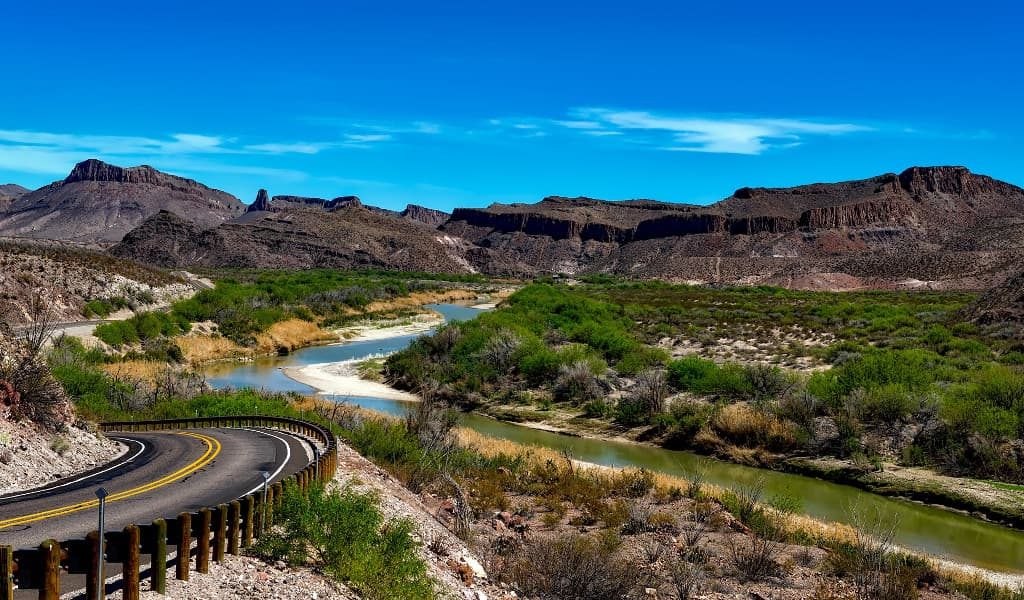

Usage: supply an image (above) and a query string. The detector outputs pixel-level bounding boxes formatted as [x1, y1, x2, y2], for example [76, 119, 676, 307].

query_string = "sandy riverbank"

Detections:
[334, 312, 444, 342]
[283, 358, 418, 402]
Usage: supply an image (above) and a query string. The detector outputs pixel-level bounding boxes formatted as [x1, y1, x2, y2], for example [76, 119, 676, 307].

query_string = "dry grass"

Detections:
[102, 360, 168, 383]
[176, 335, 248, 363]
[254, 319, 337, 354]
[363, 288, 485, 313]
[711, 403, 801, 452]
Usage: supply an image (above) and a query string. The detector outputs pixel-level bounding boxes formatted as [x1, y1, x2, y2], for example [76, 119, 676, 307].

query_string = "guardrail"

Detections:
[0, 415, 338, 600]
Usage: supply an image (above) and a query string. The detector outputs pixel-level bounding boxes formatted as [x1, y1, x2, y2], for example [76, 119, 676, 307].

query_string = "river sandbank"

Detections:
[283, 359, 418, 402]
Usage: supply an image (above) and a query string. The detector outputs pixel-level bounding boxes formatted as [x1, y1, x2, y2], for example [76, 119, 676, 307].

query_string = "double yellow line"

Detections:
[0, 432, 221, 531]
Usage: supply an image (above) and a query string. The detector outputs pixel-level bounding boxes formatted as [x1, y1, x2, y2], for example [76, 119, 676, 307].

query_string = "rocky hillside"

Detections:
[443, 166, 1024, 288]
[0, 238, 192, 324]
[110, 204, 476, 273]
[965, 269, 1024, 324]
[0, 159, 245, 242]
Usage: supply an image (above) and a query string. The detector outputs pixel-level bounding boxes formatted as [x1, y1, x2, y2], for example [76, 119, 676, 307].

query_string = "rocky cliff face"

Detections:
[444, 166, 1024, 287]
[798, 197, 914, 229]
[0, 159, 244, 243]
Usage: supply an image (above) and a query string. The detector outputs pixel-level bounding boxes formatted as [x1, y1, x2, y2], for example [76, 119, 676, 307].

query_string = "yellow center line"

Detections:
[0, 432, 221, 530]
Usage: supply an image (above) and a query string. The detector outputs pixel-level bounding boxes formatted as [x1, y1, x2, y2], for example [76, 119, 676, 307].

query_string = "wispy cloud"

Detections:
[345, 133, 393, 143]
[564, 108, 872, 154]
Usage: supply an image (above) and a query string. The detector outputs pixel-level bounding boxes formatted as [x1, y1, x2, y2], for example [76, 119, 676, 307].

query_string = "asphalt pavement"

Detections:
[0, 427, 311, 550]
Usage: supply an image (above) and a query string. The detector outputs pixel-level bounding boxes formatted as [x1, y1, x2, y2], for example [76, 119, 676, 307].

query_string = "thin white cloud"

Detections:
[555, 120, 603, 130]
[345, 133, 393, 143]
[568, 108, 872, 155]
[243, 142, 332, 154]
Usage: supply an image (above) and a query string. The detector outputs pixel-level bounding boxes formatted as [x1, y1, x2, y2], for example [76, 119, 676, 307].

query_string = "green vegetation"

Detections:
[94, 311, 191, 347]
[387, 281, 1024, 484]
[98, 269, 494, 348]
[254, 482, 434, 600]
[82, 297, 130, 318]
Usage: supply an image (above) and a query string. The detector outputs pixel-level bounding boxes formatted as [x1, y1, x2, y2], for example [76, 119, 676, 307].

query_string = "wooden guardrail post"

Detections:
[242, 495, 254, 547]
[123, 525, 140, 600]
[196, 509, 211, 574]
[227, 501, 240, 555]
[213, 505, 227, 563]
[40, 539, 60, 600]
[86, 531, 103, 600]
[1, 545, 13, 600]
[176, 512, 191, 581]
[253, 493, 264, 538]
[267, 483, 277, 527]
[151, 519, 167, 594]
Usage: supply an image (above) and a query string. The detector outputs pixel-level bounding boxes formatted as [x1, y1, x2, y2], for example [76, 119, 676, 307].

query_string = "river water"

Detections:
[203, 304, 1024, 573]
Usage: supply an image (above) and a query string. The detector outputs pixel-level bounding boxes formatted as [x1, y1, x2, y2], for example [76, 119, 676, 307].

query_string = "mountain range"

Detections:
[2, 159, 1023, 290]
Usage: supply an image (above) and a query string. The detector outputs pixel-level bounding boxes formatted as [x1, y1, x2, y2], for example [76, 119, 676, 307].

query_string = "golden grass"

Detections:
[102, 360, 169, 383]
[176, 335, 248, 364]
[254, 319, 337, 354]
[364, 288, 482, 313]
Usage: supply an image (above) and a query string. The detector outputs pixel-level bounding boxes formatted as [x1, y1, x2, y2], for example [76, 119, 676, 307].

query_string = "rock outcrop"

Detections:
[400, 204, 450, 228]
[0, 159, 245, 243]
[245, 191, 363, 213]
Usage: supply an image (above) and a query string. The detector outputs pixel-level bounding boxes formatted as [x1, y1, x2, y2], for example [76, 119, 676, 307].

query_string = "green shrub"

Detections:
[254, 482, 434, 600]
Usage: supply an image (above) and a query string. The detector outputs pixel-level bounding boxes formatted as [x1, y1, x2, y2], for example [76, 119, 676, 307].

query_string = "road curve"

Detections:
[0, 427, 311, 550]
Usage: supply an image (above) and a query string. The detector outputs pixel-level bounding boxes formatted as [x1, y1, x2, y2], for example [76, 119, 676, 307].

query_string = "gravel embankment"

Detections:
[0, 420, 123, 494]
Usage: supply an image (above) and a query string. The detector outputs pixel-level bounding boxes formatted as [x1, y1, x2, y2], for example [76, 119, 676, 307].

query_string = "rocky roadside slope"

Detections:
[0, 238, 194, 324]
[130, 440, 507, 600]
[0, 418, 122, 494]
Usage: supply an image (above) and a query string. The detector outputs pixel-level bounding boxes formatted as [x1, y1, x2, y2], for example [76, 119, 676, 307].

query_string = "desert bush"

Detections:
[554, 360, 603, 404]
[742, 363, 791, 404]
[711, 404, 800, 451]
[253, 482, 434, 600]
[502, 534, 641, 600]
[667, 557, 705, 599]
[478, 328, 522, 372]
[631, 369, 669, 416]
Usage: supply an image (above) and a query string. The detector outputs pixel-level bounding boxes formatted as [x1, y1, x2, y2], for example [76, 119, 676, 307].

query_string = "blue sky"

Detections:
[1, 1, 1021, 210]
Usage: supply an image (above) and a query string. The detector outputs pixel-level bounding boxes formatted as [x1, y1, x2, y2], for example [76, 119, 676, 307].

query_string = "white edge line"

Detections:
[238, 428, 292, 496]
[0, 437, 147, 501]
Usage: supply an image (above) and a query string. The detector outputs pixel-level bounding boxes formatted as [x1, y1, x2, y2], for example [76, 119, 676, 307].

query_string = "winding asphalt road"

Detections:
[0, 427, 312, 551]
